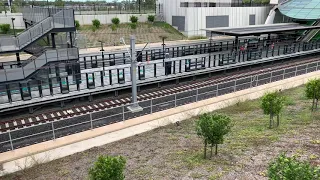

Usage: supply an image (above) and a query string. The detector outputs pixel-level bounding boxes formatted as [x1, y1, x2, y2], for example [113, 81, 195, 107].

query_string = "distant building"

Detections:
[156, 0, 272, 37]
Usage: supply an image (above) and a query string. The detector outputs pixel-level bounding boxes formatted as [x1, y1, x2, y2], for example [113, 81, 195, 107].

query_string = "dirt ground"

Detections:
[77, 22, 187, 48]
[2, 85, 320, 180]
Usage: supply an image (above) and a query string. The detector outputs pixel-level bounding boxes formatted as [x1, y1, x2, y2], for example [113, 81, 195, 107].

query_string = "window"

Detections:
[209, 3, 216, 7]
[203, 2, 208, 7]
[180, 2, 189, 7]
[194, 2, 201, 7]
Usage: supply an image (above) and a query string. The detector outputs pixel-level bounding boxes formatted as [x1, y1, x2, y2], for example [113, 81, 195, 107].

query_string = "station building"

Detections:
[156, 0, 272, 37]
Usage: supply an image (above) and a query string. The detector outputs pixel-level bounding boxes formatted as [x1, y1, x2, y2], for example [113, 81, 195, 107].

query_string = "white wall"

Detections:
[185, 7, 271, 36]
[158, 0, 270, 37]
[75, 14, 154, 25]
[0, 12, 25, 29]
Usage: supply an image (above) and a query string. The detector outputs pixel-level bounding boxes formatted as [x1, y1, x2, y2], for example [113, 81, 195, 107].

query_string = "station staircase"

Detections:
[299, 21, 320, 42]
[0, 7, 78, 83]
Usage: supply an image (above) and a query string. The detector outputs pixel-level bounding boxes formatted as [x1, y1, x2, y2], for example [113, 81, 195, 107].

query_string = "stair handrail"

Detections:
[0, 48, 79, 83]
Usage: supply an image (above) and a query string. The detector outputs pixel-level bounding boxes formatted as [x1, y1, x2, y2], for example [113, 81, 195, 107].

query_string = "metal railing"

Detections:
[0, 8, 75, 53]
[0, 48, 79, 82]
[0, 60, 318, 153]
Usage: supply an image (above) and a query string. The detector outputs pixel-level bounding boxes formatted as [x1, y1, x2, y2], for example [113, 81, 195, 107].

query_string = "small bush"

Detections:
[147, 15, 155, 23]
[130, 23, 137, 30]
[91, 26, 97, 32]
[89, 155, 126, 180]
[75, 20, 80, 30]
[92, 19, 101, 29]
[268, 153, 320, 180]
[130, 16, 138, 23]
[111, 24, 117, 31]
[111, 17, 120, 26]
[0, 24, 10, 34]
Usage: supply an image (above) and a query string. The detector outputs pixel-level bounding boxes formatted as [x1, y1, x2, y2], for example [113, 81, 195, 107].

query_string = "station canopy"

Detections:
[279, 0, 320, 20]
[202, 23, 320, 37]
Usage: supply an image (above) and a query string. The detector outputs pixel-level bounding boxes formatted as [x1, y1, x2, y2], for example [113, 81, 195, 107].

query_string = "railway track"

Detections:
[0, 56, 319, 133]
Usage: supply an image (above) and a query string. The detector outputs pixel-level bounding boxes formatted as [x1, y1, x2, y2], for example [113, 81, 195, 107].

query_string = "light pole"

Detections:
[11, 17, 20, 65]
[11, 17, 16, 36]
[159, 35, 167, 66]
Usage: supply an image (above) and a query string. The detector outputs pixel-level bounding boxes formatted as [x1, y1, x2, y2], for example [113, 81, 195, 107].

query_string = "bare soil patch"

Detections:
[2, 86, 320, 180]
[77, 22, 186, 48]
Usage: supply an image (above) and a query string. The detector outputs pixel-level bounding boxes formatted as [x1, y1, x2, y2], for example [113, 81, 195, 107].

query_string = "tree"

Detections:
[111, 17, 120, 26]
[0, 24, 10, 34]
[261, 91, 286, 128]
[92, 19, 101, 29]
[268, 153, 320, 180]
[148, 15, 155, 23]
[130, 16, 138, 23]
[305, 78, 320, 111]
[89, 155, 126, 180]
[75, 20, 80, 30]
[55, 0, 65, 7]
[196, 113, 232, 159]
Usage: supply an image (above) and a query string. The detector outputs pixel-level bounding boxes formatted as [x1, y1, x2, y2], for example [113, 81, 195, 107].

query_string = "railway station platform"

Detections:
[0, 39, 320, 112]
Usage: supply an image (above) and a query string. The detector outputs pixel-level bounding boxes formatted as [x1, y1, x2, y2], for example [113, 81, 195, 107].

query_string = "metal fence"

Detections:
[0, 60, 319, 153]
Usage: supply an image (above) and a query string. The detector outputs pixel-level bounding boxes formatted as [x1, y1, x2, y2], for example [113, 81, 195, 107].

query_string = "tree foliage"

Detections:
[130, 23, 137, 29]
[196, 113, 232, 159]
[268, 153, 320, 180]
[305, 78, 320, 111]
[0, 24, 10, 34]
[92, 19, 101, 29]
[55, 0, 65, 7]
[111, 17, 120, 26]
[148, 15, 155, 23]
[261, 91, 286, 128]
[130, 16, 138, 23]
[75, 20, 80, 30]
[89, 155, 126, 180]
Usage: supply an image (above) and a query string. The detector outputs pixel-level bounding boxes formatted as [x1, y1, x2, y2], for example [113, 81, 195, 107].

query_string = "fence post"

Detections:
[90, 113, 93, 129]
[196, 89, 198, 102]
[150, 99, 153, 113]
[174, 94, 177, 107]
[51, 122, 55, 140]
[233, 81, 236, 92]
[8, 131, 14, 151]
[122, 106, 125, 121]
[295, 66, 298, 77]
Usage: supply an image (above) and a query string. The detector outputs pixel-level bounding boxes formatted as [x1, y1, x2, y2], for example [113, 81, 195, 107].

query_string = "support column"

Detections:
[69, 32, 73, 47]
[16, 52, 20, 65]
[51, 33, 56, 48]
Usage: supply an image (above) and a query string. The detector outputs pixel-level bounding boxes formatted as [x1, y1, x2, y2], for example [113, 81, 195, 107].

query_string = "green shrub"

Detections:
[111, 17, 120, 26]
[89, 155, 126, 180]
[75, 20, 80, 30]
[130, 16, 138, 23]
[268, 153, 320, 180]
[111, 24, 117, 31]
[147, 15, 155, 23]
[92, 19, 101, 29]
[0, 24, 10, 34]
[130, 23, 137, 29]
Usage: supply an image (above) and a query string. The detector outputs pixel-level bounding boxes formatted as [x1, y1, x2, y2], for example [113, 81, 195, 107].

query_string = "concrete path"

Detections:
[0, 69, 319, 176]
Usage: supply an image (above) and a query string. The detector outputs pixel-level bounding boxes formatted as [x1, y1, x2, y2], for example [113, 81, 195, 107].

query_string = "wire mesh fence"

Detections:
[0, 60, 319, 153]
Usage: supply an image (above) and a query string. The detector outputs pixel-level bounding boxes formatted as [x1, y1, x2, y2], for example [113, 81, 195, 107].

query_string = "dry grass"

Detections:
[2, 85, 320, 180]
[77, 22, 186, 48]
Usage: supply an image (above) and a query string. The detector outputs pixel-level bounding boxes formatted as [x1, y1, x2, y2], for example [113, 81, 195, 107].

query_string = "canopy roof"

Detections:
[279, 0, 320, 20]
[202, 23, 320, 37]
